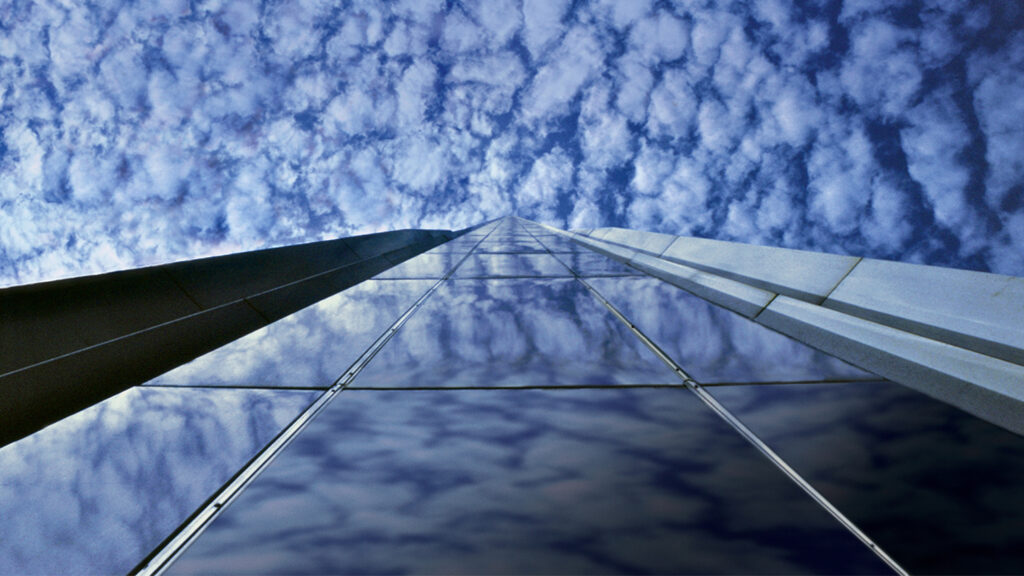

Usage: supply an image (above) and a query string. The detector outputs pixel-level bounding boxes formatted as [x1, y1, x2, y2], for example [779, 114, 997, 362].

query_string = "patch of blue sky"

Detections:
[0, 0, 1022, 290]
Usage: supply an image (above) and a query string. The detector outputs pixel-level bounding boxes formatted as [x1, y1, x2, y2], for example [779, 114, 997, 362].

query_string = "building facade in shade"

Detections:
[2, 216, 1024, 575]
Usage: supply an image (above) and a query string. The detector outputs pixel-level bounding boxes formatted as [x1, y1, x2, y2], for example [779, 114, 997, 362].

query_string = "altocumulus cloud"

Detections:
[1, 0, 1023, 287]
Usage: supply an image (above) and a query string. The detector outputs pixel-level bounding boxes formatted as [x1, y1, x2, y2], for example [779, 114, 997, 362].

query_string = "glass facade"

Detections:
[3, 216, 1023, 574]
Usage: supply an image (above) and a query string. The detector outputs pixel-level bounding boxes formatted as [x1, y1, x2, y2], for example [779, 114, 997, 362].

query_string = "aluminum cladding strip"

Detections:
[565, 228, 1024, 437]
[572, 227, 1024, 369]
[570, 272, 907, 576]
[758, 296, 1024, 437]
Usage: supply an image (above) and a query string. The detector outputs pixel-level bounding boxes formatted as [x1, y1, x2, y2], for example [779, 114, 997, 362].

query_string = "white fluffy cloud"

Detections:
[518, 147, 574, 222]
[969, 34, 1024, 212]
[840, 19, 922, 117]
[522, 26, 604, 122]
[0, 0, 1021, 288]
[902, 90, 986, 256]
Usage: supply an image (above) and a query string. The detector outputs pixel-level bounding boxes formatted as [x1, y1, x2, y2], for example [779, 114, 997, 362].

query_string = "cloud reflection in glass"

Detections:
[710, 380, 1024, 574]
[586, 276, 872, 384]
[146, 280, 434, 388]
[168, 388, 888, 575]
[372, 253, 466, 278]
[0, 387, 316, 576]
[352, 278, 677, 387]
[455, 253, 573, 277]
[551, 251, 644, 276]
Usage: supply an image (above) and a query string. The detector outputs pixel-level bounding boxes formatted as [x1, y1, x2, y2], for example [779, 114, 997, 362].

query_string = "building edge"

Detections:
[542, 223, 1024, 436]
[0, 226, 467, 448]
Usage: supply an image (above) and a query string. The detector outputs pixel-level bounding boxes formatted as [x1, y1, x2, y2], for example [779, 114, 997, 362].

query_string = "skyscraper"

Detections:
[2, 216, 1023, 575]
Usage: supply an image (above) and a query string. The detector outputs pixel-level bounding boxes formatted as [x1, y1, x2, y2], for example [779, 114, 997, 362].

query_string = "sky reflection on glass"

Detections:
[372, 253, 465, 278]
[552, 251, 643, 276]
[146, 280, 434, 388]
[533, 236, 594, 253]
[424, 241, 475, 254]
[168, 388, 888, 575]
[0, 386, 316, 576]
[586, 276, 871, 383]
[353, 279, 676, 387]
[474, 239, 549, 253]
[710, 380, 1024, 575]
[454, 253, 573, 277]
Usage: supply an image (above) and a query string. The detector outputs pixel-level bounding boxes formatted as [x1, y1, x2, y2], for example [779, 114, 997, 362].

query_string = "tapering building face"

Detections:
[3, 217, 1024, 575]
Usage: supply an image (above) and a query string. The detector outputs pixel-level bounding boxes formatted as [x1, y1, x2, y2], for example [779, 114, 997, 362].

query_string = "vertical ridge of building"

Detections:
[0, 227, 464, 447]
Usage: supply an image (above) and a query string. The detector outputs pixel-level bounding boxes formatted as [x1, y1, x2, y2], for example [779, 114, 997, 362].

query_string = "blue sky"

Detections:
[0, 0, 1022, 287]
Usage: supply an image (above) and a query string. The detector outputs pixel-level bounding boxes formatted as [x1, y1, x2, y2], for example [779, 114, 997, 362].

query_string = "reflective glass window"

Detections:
[709, 380, 1024, 574]
[455, 254, 572, 277]
[147, 280, 434, 388]
[534, 236, 593, 253]
[351, 279, 677, 387]
[167, 388, 888, 575]
[372, 253, 465, 278]
[586, 276, 872, 383]
[0, 387, 317, 576]
[474, 239, 549, 253]
[552, 252, 642, 276]
[426, 239, 478, 253]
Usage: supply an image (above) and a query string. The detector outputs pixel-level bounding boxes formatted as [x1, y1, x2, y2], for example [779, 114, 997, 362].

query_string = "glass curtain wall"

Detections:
[5, 217, 1024, 575]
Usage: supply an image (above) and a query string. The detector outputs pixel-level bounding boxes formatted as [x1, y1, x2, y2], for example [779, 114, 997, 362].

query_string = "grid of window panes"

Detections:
[4, 217, 1024, 575]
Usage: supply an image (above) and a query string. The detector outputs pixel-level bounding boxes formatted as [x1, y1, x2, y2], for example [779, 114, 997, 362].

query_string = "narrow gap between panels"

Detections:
[452, 273, 637, 280]
[752, 292, 779, 320]
[136, 231, 495, 576]
[819, 257, 864, 304]
[570, 272, 909, 576]
[159, 267, 205, 312]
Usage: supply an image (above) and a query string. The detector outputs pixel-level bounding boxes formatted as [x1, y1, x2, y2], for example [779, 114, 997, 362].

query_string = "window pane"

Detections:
[475, 241, 549, 253]
[425, 240, 477, 253]
[710, 380, 1024, 574]
[167, 388, 889, 575]
[552, 252, 643, 276]
[352, 279, 678, 387]
[534, 236, 595, 253]
[147, 280, 434, 388]
[372, 253, 465, 279]
[455, 254, 572, 277]
[586, 276, 872, 383]
[0, 387, 317, 576]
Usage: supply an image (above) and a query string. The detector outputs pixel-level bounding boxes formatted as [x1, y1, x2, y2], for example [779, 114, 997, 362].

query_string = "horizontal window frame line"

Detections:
[698, 377, 882, 387]
[343, 384, 686, 391]
[142, 384, 330, 391]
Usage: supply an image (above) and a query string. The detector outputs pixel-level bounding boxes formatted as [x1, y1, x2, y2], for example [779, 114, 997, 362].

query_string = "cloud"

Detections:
[840, 19, 922, 117]
[645, 69, 698, 141]
[806, 121, 876, 235]
[1, 0, 1022, 289]
[522, 0, 572, 61]
[467, 0, 522, 49]
[628, 155, 713, 235]
[521, 26, 604, 122]
[628, 10, 689, 63]
[579, 82, 632, 170]
[969, 33, 1024, 211]
[518, 147, 574, 222]
[902, 88, 987, 256]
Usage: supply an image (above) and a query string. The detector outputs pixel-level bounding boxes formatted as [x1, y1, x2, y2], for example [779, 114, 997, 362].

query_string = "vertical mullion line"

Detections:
[523, 222, 907, 576]
[137, 228, 496, 576]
